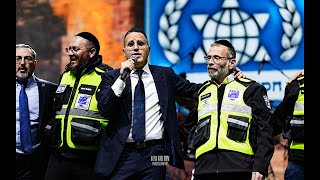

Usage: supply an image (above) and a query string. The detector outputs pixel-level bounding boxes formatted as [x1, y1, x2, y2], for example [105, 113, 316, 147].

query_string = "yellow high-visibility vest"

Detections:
[195, 79, 254, 158]
[54, 67, 108, 150]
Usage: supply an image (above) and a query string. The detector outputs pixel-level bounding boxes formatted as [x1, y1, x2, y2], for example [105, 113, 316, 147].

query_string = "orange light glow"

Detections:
[51, 0, 126, 69]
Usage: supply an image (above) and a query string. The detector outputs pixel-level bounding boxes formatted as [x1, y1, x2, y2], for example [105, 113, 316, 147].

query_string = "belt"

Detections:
[16, 149, 40, 160]
[125, 139, 164, 149]
[16, 151, 40, 162]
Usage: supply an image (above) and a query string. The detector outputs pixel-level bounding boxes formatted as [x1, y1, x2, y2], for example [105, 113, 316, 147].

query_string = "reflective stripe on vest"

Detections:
[290, 118, 304, 127]
[294, 102, 304, 112]
[56, 108, 105, 119]
[290, 76, 304, 150]
[195, 80, 254, 158]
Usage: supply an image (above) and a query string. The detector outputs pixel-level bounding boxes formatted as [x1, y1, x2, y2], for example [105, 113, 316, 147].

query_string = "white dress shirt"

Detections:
[16, 75, 40, 154]
[112, 64, 164, 142]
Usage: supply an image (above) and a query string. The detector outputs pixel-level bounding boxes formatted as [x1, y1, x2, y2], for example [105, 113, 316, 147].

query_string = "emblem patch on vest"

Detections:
[226, 89, 241, 102]
[56, 85, 67, 93]
[201, 93, 211, 106]
[74, 93, 92, 110]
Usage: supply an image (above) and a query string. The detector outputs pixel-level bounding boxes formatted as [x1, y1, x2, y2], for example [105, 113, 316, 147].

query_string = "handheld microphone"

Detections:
[120, 55, 138, 80]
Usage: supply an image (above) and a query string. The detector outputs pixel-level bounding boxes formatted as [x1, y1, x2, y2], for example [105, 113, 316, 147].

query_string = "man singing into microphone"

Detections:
[94, 28, 246, 179]
[93, 27, 202, 180]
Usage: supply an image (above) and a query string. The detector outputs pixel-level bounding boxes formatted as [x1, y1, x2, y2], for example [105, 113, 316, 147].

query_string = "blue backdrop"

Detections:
[145, 0, 304, 102]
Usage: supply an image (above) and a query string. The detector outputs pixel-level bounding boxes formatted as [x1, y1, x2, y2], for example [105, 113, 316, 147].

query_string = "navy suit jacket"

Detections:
[35, 77, 57, 173]
[94, 65, 200, 176]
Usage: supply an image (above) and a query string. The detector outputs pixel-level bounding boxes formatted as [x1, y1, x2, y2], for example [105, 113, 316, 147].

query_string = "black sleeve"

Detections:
[179, 90, 199, 160]
[96, 71, 119, 117]
[273, 81, 299, 136]
[179, 91, 199, 141]
[244, 82, 274, 176]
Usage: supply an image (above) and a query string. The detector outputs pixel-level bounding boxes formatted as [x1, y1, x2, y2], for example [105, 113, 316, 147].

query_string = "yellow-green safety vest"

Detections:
[290, 75, 304, 150]
[55, 67, 108, 150]
[196, 79, 254, 158]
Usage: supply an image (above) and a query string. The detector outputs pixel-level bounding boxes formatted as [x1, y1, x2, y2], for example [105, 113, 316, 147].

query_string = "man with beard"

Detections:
[16, 43, 57, 179]
[184, 40, 274, 180]
[44, 32, 112, 180]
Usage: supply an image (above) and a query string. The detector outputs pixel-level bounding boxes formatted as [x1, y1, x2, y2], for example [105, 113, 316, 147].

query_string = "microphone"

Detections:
[258, 59, 267, 75]
[120, 55, 138, 80]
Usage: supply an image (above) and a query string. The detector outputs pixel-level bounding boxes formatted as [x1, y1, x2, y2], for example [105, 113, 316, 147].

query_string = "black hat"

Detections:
[76, 32, 100, 53]
[215, 39, 234, 50]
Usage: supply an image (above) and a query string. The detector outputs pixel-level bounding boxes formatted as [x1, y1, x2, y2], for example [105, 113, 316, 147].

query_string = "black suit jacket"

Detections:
[34, 77, 57, 173]
[94, 65, 200, 176]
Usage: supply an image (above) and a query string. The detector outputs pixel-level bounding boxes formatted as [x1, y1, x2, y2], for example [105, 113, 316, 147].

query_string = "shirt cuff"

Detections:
[111, 77, 126, 97]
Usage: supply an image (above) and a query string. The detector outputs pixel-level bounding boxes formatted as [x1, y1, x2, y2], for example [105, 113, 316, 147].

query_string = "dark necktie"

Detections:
[132, 69, 146, 144]
[19, 83, 32, 152]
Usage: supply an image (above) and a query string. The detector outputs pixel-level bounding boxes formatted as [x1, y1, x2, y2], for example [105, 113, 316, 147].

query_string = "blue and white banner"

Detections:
[145, 0, 304, 102]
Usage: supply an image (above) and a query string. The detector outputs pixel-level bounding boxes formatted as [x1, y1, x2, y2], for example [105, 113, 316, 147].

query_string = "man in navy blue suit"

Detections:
[94, 28, 243, 179]
[94, 27, 201, 180]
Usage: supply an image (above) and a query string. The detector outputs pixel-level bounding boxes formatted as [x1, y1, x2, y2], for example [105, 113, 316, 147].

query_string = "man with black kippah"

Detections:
[183, 39, 274, 180]
[44, 32, 113, 180]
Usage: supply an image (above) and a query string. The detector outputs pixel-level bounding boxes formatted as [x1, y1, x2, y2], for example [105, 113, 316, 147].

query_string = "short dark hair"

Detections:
[211, 39, 236, 59]
[76, 32, 100, 54]
[124, 27, 148, 45]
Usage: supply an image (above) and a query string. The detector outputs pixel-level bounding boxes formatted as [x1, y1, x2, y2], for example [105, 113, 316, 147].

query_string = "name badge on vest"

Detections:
[74, 84, 96, 110]
[74, 93, 92, 110]
[226, 89, 241, 102]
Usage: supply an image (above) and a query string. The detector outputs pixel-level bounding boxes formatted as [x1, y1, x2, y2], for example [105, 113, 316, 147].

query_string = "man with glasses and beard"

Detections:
[44, 32, 112, 180]
[16, 43, 58, 180]
[184, 40, 274, 180]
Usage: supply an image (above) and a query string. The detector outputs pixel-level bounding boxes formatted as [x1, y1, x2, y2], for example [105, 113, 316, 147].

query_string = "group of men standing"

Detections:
[16, 27, 304, 180]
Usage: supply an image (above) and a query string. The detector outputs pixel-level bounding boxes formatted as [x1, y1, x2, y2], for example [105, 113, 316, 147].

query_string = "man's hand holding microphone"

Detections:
[120, 55, 138, 81]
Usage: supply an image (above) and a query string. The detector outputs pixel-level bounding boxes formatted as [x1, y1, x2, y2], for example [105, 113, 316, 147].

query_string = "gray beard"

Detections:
[16, 72, 29, 82]
[209, 64, 229, 81]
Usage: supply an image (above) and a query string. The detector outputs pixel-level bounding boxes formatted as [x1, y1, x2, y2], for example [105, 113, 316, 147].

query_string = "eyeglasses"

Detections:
[125, 41, 148, 51]
[16, 56, 34, 64]
[204, 55, 234, 62]
[65, 46, 93, 55]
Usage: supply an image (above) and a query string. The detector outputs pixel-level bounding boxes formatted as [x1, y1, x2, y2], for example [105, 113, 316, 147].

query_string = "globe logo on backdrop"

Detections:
[192, 0, 270, 66]
[147, 0, 303, 101]
[156, 0, 302, 67]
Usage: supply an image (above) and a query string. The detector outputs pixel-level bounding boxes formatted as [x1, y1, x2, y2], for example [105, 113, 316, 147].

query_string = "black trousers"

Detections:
[44, 152, 103, 180]
[16, 151, 43, 180]
[107, 140, 167, 180]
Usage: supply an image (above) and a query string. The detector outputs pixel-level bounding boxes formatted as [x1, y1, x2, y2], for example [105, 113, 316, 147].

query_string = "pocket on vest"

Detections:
[70, 118, 102, 146]
[227, 115, 249, 142]
[193, 116, 211, 148]
[290, 116, 304, 142]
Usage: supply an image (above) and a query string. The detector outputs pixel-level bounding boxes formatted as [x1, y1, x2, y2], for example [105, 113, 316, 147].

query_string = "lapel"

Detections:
[36, 78, 46, 122]
[150, 65, 168, 120]
[121, 72, 132, 122]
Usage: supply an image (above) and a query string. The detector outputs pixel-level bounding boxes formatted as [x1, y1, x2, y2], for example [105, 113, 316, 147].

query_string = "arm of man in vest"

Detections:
[245, 81, 274, 178]
[273, 81, 299, 137]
